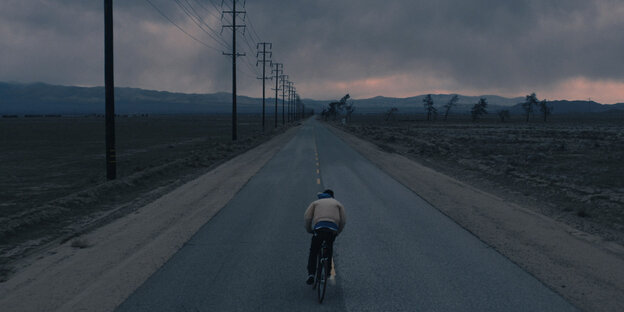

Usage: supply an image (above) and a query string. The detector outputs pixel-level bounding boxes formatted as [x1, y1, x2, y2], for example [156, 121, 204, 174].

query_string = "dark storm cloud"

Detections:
[0, 0, 230, 91]
[249, 0, 624, 92]
[1, 0, 624, 101]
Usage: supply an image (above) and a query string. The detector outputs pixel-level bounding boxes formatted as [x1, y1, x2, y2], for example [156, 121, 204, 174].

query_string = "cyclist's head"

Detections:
[317, 189, 334, 199]
[323, 189, 334, 198]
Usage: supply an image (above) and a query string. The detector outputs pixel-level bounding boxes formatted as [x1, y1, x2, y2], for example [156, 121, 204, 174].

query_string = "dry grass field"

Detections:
[335, 114, 624, 244]
[0, 114, 290, 280]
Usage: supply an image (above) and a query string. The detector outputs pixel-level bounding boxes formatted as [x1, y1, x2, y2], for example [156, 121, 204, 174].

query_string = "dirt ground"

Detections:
[334, 114, 624, 245]
[0, 115, 293, 281]
[1, 117, 621, 311]
[0, 125, 299, 312]
[326, 118, 624, 312]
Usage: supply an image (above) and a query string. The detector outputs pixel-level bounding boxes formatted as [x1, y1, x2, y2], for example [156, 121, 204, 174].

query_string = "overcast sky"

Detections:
[1, 0, 624, 103]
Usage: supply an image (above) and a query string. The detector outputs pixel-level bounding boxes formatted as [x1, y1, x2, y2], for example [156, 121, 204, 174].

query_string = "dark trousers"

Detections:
[307, 228, 337, 275]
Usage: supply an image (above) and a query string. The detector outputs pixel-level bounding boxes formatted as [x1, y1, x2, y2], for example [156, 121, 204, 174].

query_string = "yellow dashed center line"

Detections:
[314, 135, 322, 186]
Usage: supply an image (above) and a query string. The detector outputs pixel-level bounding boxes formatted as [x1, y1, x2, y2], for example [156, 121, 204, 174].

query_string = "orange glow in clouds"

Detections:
[328, 74, 457, 99]
[322, 74, 624, 104]
[544, 77, 624, 104]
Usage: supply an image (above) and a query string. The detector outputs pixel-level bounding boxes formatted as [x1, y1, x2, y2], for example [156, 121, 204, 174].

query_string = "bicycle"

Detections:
[313, 239, 331, 303]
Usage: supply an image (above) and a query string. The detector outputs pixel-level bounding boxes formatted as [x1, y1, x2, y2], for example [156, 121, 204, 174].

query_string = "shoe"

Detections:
[306, 274, 314, 285]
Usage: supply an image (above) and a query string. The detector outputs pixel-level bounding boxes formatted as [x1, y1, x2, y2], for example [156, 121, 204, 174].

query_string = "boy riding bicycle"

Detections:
[304, 189, 346, 285]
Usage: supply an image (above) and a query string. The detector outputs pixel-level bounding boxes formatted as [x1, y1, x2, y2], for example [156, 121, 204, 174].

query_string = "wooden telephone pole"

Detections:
[271, 63, 283, 128]
[256, 42, 272, 131]
[222, 0, 246, 140]
[104, 0, 116, 180]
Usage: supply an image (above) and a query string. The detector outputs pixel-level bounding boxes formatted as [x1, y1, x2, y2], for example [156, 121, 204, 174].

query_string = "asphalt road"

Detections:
[116, 119, 576, 311]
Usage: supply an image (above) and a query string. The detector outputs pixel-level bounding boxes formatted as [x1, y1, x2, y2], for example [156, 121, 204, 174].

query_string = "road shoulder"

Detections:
[326, 123, 624, 312]
[0, 125, 300, 312]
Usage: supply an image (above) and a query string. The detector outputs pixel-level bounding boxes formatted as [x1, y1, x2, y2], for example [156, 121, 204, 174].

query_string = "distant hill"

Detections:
[1, 82, 622, 115]
[0, 82, 271, 115]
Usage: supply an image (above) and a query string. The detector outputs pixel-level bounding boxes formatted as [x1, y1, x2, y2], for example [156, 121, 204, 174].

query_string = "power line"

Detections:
[242, 31, 259, 52]
[206, 0, 231, 24]
[219, 0, 233, 11]
[238, 33, 262, 77]
[144, 0, 222, 52]
[238, 66, 258, 80]
[245, 13, 263, 43]
[237, 40, 261, 76]
[174, 0, 231, 49]
[240, 57, 260, 77]
[184, 0, 230, 41]
[182, 0, 231, 46]
[207, 0, 222, 12]
[240, 34, 259, 64]
[192, 0, 222, 21]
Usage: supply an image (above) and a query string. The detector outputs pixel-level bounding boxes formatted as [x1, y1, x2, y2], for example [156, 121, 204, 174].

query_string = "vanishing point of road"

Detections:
[116, 118, 576, 311]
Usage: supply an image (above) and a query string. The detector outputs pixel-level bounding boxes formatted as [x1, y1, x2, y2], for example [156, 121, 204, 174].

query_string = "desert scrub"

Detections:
[70, 238, 91, 249]
[333, 115, 624, 243]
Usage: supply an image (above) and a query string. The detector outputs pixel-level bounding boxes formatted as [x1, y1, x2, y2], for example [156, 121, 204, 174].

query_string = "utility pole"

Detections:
[285, 81, 290, 122]
[256, 42, 272, 132]
[104, 0, 116, 180]
[222, 0, 246, 141]
[295, 93, 305, 119]
[291, 86, 296, 120]
[280, 74, 288, 125]
[271, 63, 282, 128]
[299, 95, 304, 119]
[286, 82, 290, 122]
[287, 81, 293, 122]
[292, 86, 297, 121]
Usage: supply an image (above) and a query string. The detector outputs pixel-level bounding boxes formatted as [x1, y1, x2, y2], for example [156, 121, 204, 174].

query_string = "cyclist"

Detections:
[304, 189, 346, 285]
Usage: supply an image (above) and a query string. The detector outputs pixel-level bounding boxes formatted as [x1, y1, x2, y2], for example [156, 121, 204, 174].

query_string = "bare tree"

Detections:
[443, 94, 459, 121]
[423, 94, 436, 121]
[345, 103, 356, 123]
[539, 99, 553, 122]
[325, 94, 350, 120]
[385, 107, 398, 122]
[498, 109, 510, 122]
[471, 98, 488, 121]
[523, 93, 538, 122]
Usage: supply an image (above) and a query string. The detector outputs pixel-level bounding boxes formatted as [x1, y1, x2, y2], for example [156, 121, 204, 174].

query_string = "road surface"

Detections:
[116, 119, 576, 311]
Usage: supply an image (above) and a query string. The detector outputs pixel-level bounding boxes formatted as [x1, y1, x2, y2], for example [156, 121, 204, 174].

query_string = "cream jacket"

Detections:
[304, 198, 346, 234]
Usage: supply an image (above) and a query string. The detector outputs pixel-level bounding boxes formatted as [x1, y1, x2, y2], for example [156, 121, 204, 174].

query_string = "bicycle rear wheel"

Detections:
[317, 257, 328, 303]
[313, 254, 321, 290]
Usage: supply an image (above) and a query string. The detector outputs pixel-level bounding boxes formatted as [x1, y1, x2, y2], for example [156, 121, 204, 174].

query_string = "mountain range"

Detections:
[1, 82, 623, 115]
